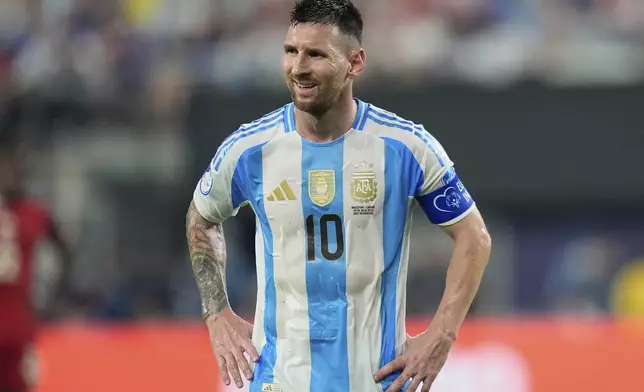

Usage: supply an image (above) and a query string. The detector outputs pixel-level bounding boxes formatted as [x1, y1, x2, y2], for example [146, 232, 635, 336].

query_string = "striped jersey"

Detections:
[193, 99, 475, 392]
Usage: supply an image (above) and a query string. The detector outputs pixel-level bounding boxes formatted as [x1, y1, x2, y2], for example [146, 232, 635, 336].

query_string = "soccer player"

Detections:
[0, 143, 73, 392]
[186, 0, 492, 391]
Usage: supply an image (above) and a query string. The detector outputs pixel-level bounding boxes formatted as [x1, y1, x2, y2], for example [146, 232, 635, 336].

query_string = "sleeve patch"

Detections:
[199, 165, 214, 196]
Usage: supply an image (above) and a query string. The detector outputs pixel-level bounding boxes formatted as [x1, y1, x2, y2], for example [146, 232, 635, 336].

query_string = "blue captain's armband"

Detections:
[416, 173, 475, 226]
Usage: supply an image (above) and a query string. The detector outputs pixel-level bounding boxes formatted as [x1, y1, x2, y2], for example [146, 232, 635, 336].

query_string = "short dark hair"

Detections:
[290, 0, 363, 44]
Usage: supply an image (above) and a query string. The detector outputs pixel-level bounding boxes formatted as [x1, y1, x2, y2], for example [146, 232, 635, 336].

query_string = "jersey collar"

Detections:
[284, 99, 370, 133]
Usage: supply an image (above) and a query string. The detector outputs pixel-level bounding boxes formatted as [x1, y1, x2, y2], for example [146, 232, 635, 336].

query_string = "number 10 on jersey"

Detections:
[305, 214, 344, 262]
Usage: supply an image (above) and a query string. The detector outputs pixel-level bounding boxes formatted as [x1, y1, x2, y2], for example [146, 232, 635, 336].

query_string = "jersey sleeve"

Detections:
[192, 146, 246, 224]
[411, 129, 476, 226]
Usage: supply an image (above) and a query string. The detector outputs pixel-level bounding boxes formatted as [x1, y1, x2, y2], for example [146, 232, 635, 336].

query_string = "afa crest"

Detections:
[308, 170, 335, 207]
[351, 162, 377, 203]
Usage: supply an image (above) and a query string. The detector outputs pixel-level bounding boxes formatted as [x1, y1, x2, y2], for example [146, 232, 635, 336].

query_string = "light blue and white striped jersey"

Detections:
[193, 99, 475, 392]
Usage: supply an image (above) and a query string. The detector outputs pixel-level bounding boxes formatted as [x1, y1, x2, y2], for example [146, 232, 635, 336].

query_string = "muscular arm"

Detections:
[186, 200, 230, 318]
[433, 208, 492, 340]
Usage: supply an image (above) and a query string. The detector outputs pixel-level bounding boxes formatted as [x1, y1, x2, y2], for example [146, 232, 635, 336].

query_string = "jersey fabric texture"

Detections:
[193, 99, 475, 392]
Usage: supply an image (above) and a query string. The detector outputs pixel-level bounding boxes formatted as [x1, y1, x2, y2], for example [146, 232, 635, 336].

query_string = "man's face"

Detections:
[282, 23, 353, 116]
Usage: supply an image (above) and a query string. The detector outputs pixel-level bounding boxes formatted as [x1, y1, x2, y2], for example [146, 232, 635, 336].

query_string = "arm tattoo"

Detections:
[186, 201, 228, 318]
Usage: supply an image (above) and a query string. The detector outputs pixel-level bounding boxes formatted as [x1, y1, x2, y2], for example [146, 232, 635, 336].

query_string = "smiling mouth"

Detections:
[295, 81, 316, 90]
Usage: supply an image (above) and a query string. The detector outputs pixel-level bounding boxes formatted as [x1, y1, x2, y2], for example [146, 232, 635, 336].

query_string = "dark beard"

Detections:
[290, 84, 342, 117]
[292, 97, 330, 117]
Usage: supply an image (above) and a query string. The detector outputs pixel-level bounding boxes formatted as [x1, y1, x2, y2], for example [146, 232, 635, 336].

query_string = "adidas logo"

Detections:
[267, 180, 296, 201]
[261, 383, 283, 392]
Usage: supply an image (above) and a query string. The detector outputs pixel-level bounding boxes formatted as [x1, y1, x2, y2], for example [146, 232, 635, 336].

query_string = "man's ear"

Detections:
[347, 48, 366, 79]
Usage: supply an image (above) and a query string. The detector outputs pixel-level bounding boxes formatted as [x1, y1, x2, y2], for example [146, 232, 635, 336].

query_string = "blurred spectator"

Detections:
[544, 237, 619, 314]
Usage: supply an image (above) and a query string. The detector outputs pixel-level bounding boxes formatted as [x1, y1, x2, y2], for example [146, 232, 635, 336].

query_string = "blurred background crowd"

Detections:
[1, 0, 644, 322]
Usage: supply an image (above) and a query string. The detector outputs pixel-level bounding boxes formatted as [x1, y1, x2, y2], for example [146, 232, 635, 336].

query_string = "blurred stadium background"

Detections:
[1, 0, 644, 391]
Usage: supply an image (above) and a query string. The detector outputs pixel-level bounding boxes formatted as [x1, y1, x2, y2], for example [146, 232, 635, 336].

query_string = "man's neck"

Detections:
[295, 93, 357, 143]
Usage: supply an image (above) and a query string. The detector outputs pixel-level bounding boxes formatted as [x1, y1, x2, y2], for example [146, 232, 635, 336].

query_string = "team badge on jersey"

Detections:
[199, 165, 213, 195]
[308, 170, 335, 207]
[351, 162, 378, 204]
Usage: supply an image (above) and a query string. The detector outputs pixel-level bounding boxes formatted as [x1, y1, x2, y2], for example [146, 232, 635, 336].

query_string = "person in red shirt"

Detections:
[0, 143, 72, 392]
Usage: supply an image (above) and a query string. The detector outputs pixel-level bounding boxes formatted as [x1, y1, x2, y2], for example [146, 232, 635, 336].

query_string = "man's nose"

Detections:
[292, 54, 311, 76]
